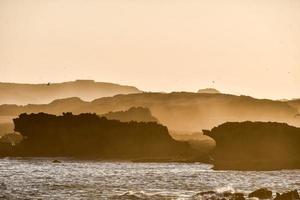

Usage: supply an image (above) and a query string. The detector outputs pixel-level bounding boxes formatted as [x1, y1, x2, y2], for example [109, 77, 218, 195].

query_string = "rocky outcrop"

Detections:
[274, 190, 300, 200]
[249, 188, 272, 199]
[10, 113, 196, 160]
[204, 121, 300, 170]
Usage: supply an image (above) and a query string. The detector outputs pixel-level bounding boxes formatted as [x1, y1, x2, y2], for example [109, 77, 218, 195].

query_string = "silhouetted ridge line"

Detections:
[0, 80, 141, 105]
[1, 92, 298, 132]
[1, 113, 194, 159]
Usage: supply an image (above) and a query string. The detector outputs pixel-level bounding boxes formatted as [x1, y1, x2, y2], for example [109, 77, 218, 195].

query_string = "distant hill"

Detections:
[197, 88, 220, 94]
[0, 97, 89, 116]
[204, 121, 300, 170]
[101, 107, 158, 123]
[0, 80, 141, 105]
[1, 92, 299, 132]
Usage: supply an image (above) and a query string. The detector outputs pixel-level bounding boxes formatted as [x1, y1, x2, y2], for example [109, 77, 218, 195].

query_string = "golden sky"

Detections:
[0, 0, 299, 99]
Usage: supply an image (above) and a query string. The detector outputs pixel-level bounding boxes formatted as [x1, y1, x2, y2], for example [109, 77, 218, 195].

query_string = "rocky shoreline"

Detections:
[192, 188, 299, 200]
[113, 188, 300, 200]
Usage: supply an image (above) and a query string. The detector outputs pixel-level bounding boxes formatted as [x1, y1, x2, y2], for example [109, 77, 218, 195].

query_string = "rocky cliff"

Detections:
[204, 121, 300, 170]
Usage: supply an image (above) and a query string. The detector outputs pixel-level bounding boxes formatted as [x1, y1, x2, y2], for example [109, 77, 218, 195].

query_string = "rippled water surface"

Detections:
[0, 158, 299, 199]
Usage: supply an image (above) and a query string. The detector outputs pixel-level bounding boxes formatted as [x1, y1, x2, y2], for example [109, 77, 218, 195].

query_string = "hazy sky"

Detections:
[0, 0, 299, 99]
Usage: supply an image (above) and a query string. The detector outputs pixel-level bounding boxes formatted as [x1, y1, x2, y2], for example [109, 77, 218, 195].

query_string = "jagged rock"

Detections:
[223, 192, 234, 197]
[248, 188, 272, 199]
[229, 193, 245, 200]
[274, 190, 300, 200]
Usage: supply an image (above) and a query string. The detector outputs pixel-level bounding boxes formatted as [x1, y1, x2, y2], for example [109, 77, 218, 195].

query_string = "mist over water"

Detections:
[1, 0, 299, 199]
[0, 158, 299, 199]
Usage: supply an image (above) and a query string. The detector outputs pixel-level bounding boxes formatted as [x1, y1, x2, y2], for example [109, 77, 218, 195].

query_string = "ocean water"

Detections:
[0, 158, 299, 200]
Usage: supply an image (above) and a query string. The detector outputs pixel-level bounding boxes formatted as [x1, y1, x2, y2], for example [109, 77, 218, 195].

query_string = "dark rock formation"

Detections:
[10, 113, 195, 160]
[229, 193, 245, 200]
[249, 188, 272, 199]
[0, 142, 15, 157]
[274, 190, 300, 200]
[204, 121, 300, 170]
[52, 160, 61, 163]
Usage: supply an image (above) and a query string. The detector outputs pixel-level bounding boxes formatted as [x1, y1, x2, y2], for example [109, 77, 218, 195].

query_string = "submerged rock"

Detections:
[229, 193, 245, 200]
[249, 188, 272, 199]
[274, 190, 300, 200]
[52, 160, 61, 163]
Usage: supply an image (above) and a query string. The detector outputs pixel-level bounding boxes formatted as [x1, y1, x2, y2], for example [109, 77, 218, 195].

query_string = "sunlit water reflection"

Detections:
[0, 158, 299, 199]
